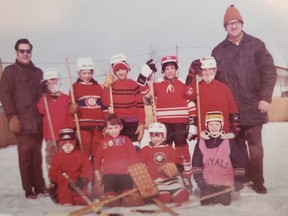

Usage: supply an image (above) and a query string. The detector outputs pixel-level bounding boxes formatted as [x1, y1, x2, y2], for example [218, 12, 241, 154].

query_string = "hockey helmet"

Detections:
[200, 56, 217, 69]
[110, 53, 128, 65]
[43, 68, 59, 81]
[77, 57, 94, 72]
[148, 122, 167, 138]
[161, 55, 178, 71]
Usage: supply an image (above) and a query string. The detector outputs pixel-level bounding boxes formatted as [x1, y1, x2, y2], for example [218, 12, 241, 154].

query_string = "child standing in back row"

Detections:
[101, 53, 146, 152]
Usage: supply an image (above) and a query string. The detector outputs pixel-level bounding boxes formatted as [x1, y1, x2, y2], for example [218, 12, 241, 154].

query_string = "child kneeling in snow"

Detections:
[192, 111, 245, 205]
[49, 128, 93, 205]
[138, 122, 190, 204]
[92, 114, 144, 207]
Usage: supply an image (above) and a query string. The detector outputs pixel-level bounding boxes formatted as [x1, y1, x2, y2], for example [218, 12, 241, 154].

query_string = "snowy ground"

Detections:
[0, 122, 288, 216]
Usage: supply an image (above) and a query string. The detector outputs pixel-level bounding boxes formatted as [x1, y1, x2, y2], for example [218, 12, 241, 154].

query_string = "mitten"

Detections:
[75, 177, 89, 190]
[161, 162, 179, 178]
[135, 123, 145, 141]
[102, 72, 114, 88]
[234, 181, 244, 191]
[200, 185, 216, 205]
[69, 103, 79, 114]
[9, 115, 21, 133]
[49, 182, 59, 203]
[229, 113, 241, 136]
[137, 59, 155, 86]
[187, 116, 198, 141]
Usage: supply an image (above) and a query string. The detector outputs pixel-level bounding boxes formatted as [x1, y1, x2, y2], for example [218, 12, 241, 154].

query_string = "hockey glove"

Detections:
[40, 81, 48, 93]
[49, 183, 59, 203]
[102, 72, 114, 88]
[234, 181, 244, 191]
[68, 177, 89, 193]
[187, 116, 198, 141]
[69, 103, 79, 114]
[137, 59, 155, 86]
[146, 59, 157, 73]
[229, 113, 241, 137]
[161, 162, 179, 178]
[9, 115, 21, 133]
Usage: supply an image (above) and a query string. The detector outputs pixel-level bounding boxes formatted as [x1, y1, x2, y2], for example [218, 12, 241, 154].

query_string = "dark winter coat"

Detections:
[0, 60, 43, 134]
[212, 32, 277, 125]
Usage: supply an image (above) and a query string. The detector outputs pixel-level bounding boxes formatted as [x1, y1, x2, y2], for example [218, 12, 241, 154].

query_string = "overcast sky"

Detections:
[1, 0, 288, 91]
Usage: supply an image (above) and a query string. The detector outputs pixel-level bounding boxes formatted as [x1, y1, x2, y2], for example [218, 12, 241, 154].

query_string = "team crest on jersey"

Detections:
[78, 95, 101, 108]
[107, 140, 114, 147]
[154, 152, 166, 164]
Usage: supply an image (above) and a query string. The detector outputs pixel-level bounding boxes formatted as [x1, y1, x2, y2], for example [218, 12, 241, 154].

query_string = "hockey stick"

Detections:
[109, 85, 114, 114]
[62, 172, 102, 215]
[43, 94, 58, 152]
[68, 188, 138, 216]
[131, 181, 254, 214]
[195, 74, 202, 133]
[65, 58, 83, 152]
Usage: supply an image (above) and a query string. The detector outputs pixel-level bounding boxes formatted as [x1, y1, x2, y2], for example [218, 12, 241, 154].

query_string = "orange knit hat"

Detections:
[223, 4, 244, 26]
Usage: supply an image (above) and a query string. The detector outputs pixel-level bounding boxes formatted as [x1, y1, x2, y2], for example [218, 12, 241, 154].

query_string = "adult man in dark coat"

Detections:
[212, 5, 277, 194]
[0, 39, 47, 199]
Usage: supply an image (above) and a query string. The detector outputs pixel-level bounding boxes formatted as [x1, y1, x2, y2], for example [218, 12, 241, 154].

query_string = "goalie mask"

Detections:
[205, 111, 224, 138]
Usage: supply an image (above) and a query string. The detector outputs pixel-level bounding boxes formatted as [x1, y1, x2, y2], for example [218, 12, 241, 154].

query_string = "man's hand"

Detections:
[9, 115, 21, 133]
[135, 123, 145, 141]
[258, 100, 270, 113]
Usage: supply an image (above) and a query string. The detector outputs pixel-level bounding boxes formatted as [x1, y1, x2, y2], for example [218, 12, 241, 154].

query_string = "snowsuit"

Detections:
[139, 143, 189, 203]
[192, 137, 245, 205]
[0, 60, 46, 193]
[102, 79, 145, 143]
[49, 149, 93, 205]
[212, 32, 277, 185]
[140, 78, 195, 179]
[93, 135, 139, 195]
[193, 79, 238, 133]
[37, 93, 74, 169]
[72, 78, 109, 159]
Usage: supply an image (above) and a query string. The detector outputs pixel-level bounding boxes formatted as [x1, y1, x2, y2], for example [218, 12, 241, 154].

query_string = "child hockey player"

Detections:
[69, 57, 109, 159]
[38, 68, 74, 172]
[92, 114, 144, 207]
[49, 128, 93, 205]
[101, 53, 146, 151]
[192, 111, 245, 206]
[189, 56, 240, 135]
[137, 55, 196, 192]
[138, 122, 190, 203]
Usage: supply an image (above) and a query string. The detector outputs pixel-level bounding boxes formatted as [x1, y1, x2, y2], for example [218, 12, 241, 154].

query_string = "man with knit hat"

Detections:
[212, 5, 277, 194]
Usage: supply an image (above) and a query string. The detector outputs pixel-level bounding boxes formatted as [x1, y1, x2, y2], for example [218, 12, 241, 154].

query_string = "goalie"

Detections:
[138, 122, 190, 204]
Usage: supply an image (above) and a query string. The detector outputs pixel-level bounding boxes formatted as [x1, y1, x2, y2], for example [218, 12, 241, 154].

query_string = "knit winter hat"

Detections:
[223, 4, 244, 26]
[112, 61, 129, 74]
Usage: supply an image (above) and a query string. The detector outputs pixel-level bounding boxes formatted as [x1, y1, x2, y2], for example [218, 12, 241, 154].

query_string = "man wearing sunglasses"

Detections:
[0, 38, 47, 199]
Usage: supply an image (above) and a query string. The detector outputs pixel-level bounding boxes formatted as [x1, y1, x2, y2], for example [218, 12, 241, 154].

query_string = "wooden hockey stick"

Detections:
[43, 94, 58, 152]
[65, 58, 83, 152]
[62, 172, 102, 215]
[68, 188, 138, 216]
[149, 72, 157, 123]
[131, 181, 254, 214]
[195, 74, 202, 133]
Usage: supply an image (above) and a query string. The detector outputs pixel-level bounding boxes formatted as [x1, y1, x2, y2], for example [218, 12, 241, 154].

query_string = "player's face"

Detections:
[61, 140, 76, 154]
[207, 121, 222, 134]
[115, 69, 128, 80]
[163, 64, 177, 80]
[79, 70, 93, 83]
[46, 78, 60, 93]
[150, 132, 165, 146]
[106, 123, 123, 138]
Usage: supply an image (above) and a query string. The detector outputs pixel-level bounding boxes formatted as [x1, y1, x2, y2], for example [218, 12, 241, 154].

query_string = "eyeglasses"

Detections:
[225, 20, 242, 28]
[18, 49, 32, 54]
